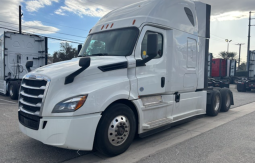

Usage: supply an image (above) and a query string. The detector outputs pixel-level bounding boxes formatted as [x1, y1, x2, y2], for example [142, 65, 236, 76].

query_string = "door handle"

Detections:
[161, 77, 165, 88]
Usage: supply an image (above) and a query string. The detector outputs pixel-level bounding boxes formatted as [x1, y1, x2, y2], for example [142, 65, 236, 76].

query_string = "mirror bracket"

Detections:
[65, 58, 91, 85]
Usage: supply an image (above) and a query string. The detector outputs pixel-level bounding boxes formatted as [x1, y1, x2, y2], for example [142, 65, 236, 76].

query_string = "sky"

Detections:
[0, 0, 254, 63]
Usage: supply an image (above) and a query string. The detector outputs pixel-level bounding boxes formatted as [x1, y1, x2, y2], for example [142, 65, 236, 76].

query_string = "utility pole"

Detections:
[19, 5, 23, 34]
[247, 11, 255, 70]
[236, 43, 245, 68]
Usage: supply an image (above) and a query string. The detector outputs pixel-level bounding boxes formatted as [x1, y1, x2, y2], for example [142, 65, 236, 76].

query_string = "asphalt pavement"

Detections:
[139, 107, 255, 163]
[0, 85, 255, 163]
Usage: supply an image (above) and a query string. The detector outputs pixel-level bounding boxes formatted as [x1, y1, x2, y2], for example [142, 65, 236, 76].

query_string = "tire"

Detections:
[4, 82, 9, 96]
[246, 88, 251, 92]
[219, 89, 232, 112]
[237, 83, 246, 92]
[94, 103, 137, 156]
[206, 90, 222, 116]
[9, 82, 19, 100]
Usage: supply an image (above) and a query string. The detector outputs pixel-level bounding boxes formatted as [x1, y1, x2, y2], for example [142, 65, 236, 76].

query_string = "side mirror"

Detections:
[26, 61, 33, 72]
[79, 57, 91, 68]
[78, 44, 82, 55]
[136, 34, 158, 66]
[146, 34, 158, 59]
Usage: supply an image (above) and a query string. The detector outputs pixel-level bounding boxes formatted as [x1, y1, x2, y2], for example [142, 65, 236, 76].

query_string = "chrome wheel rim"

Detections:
[108, 115, 130, 146]
[226, 93, 230, 108]
[214, 95, 220, 111]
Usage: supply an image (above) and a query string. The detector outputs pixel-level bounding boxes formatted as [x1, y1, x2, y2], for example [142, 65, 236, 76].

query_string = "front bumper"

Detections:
[19, 111, 101, 151]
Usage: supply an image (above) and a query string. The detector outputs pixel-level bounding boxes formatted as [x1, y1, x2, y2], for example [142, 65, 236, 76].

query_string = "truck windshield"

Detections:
[78, 27, 139, 57]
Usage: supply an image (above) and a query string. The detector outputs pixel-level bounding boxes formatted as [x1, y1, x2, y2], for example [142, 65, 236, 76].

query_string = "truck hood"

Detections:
[31, 56, 128, 79]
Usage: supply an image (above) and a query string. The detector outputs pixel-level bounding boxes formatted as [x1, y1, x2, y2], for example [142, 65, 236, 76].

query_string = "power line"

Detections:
[0, 20, 87, 39]
[24, 17, 89, 32]
[0, 25, 83, 44]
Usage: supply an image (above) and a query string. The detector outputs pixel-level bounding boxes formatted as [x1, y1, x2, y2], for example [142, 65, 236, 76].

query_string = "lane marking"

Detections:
[0, 98, 18, 104]
[3, 113, 11, 118]
[0, 103, 17, 105]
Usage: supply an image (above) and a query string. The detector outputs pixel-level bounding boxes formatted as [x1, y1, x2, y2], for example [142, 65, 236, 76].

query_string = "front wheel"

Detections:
[94, 103, 137, 156]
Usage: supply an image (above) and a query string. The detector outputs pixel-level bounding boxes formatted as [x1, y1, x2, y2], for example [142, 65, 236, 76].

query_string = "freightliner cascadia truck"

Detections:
[18, 0, 234, 156]
[0, 31, 47, 99]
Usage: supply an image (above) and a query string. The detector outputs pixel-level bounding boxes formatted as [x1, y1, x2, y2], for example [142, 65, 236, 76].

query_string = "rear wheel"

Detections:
[94, 103, 137, 156]
[237, 83, 246, 92]
[9, 82, 19, 100]
[206, 90, 221, 116]
[220, 89, 232, 112]
[246, 88, 251, 92]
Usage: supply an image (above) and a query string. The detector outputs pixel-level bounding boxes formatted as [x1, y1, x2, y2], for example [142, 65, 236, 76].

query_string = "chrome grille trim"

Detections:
[21, 83, 46, 90]
[19, 98, 42, 107]
[20, 91, 44, 99]
[19, 107, 40, 116]
[19, 74, 51, 116]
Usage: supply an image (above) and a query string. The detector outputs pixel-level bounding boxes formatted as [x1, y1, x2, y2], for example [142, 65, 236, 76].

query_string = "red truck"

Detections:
[208, 54, 236, 88]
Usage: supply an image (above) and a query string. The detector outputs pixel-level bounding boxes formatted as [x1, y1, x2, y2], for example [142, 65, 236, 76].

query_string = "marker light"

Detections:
[133, 20, 136, 25]
[111, 23, 114, 28]
[101, 25, 105, 30]
[52, 95, 88, 113]
[106, 24, 109, 29]
[89, 29, 92, 33]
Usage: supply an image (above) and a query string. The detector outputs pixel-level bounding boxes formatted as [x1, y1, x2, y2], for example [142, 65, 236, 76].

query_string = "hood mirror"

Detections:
[79, 57, 91, 68]
[26, 61, 33, 72]
[65, 57, 91, 85]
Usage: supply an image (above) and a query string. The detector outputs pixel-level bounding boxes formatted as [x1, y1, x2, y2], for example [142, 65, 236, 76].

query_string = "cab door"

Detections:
[135, 26, 166, 96]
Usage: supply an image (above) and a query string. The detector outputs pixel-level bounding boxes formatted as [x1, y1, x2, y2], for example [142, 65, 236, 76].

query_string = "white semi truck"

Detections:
[18, 0, 234, 156]
[0, 31, 47, 99]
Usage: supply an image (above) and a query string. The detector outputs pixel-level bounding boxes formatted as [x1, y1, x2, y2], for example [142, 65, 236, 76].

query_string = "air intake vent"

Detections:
[98, 62, 128, 72]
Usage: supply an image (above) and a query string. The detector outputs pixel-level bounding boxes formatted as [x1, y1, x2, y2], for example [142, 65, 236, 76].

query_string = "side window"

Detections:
[184, 7, 195, 26]
[141, 31, 163, 59]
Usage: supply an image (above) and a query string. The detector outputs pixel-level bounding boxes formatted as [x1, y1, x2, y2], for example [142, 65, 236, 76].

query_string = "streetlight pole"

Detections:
[225, 39, 232, 53]
[236, 43, 245, 68]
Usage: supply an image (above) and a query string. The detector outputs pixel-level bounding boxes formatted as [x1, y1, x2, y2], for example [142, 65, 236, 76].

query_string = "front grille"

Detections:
[23, 79, 47, 88]
[18, 111, 41, 130]
[19, 76, 49, 114]
[23, 87, 45, 96]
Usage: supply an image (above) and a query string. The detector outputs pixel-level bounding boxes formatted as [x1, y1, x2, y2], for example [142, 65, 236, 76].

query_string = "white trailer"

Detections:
[18, 0, 234, 156]
[0, 31, 47, 99]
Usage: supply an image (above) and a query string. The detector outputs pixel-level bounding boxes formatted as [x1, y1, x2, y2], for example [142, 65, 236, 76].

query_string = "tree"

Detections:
[238, 62, 246, 71]
[218, 51, 237, 60]
[53, 42, 78, 63]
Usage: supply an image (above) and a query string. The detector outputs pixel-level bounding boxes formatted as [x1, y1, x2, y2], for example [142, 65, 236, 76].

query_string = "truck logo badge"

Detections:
[140, 87, 144, 92]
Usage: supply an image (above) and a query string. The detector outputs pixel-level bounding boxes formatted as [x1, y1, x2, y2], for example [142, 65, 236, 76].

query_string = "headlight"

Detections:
[52, 95, 87, 113]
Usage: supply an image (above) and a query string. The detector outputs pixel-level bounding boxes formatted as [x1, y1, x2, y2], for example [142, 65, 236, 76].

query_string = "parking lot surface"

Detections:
[0, 85, 255, 163]
[139, 107, 255, 163]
